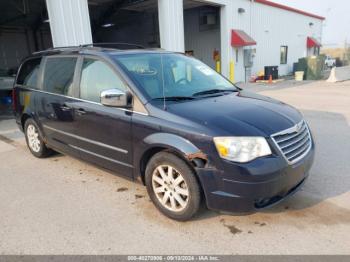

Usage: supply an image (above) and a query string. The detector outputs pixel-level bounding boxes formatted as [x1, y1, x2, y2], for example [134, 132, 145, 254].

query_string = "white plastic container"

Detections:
[295, 71, 304, 81]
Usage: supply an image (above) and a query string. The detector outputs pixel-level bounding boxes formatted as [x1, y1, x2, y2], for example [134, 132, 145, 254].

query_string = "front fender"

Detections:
[133, 132, 208, 181]
[144, 133, 206, 160]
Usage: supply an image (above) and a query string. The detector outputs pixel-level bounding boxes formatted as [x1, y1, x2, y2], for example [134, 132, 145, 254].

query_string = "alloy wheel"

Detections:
[151, 165, 189, 212]
[27, 124, 41, 153]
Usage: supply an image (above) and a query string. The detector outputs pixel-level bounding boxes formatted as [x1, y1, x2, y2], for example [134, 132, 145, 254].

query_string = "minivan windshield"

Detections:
[113, 53, 238, 101]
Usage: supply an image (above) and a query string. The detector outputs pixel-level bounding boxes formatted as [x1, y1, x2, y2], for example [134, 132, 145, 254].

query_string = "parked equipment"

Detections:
[264, 66, 278, 80]
[325, 55, 336, 68]
[297, 55, 325, 80]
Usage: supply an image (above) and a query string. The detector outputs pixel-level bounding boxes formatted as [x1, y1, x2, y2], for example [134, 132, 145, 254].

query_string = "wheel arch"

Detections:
[138, 133, 208, 185]
[21, 113, 47, 144]
[21, 113, 31, 131]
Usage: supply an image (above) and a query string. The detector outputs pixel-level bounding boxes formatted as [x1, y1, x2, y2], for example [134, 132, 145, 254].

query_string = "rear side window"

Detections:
[43, 57, 77, 96]
[80, 58, 126, 103]
[17, 58, 42, 88]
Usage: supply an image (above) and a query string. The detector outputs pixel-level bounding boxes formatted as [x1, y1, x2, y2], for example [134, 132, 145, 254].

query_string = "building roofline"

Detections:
[254, 0, 326, 21]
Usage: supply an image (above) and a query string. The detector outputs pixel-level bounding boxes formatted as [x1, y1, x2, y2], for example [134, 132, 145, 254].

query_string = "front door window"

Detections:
[80, 58, 127, 103]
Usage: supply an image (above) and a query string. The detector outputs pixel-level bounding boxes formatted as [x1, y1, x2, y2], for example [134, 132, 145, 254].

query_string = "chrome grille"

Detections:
[271, 121, 312, 164]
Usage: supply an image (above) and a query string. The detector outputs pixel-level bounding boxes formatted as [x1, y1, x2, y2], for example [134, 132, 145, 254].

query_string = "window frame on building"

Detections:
[314, 46, 320, 56]
[280, 46, 288, 65]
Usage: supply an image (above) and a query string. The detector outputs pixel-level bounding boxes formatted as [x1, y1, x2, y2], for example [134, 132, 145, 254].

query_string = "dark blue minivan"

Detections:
[13, 46, 315, 221]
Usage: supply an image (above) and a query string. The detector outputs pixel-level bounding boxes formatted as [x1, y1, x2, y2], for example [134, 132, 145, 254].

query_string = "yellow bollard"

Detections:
[229, 61, 235, 83]
[216, 61, 221, 74]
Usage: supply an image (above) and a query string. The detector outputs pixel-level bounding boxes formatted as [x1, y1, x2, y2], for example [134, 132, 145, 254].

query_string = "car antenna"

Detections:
[160, 54, 166, 110]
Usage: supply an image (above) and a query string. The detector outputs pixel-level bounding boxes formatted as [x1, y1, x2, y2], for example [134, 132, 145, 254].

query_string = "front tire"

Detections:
[145, 152, 201, 221]
[24, 119, 53, 158]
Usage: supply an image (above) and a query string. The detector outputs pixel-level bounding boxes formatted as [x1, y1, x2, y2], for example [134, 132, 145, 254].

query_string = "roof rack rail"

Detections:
[32, 45, 81, 54]
[33, 42, 146, 54]
[88, 42, 145, 49]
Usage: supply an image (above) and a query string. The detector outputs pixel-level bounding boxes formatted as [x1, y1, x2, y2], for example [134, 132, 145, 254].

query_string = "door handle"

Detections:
[76, 108, 86, 115]
[60, 105, 71, 111]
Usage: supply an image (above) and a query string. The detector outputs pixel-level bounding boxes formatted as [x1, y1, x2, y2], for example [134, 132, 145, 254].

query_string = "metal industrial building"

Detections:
[0, 0, 324, 83]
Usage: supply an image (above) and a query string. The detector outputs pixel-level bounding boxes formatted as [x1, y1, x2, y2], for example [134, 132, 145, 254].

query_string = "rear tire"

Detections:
[24, 118, 53, 158]
[145, 152, 201, 221]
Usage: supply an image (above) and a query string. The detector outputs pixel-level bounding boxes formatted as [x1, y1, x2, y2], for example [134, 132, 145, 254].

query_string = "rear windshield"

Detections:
[16, 58, 42, 88]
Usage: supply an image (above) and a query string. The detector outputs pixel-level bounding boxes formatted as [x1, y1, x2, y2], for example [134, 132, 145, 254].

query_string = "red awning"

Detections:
[231, 30, 257, 47]
[307, 37, 321, 48]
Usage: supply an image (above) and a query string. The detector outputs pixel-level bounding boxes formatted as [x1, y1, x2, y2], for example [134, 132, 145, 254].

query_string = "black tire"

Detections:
[24, 118, 53, 158]
[145, 151, 201, 221]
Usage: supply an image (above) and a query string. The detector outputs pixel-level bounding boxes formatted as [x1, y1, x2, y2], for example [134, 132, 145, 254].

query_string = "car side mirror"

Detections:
[100, 89, 132, 108]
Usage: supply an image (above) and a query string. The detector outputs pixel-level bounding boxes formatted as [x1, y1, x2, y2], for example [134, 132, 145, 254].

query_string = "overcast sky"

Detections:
[272, 0, 350, 47]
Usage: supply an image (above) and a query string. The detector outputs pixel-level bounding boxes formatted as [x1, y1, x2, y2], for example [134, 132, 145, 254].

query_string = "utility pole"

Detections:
[344, 38, 349, 64]
[346, 38, 350, 64]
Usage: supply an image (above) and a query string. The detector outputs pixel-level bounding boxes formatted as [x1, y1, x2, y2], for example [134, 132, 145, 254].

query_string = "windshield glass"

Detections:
[113, 53, 237, 100]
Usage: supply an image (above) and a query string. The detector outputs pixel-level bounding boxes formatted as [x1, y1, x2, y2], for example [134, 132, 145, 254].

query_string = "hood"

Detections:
[165, 90, 303, 137]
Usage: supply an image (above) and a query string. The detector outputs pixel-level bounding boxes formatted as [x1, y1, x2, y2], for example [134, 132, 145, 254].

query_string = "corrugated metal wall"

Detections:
[229, 0, 323, 81]
[0, 30, 29, 71]
[46, 0, 92, 47]
[158, 0, 185, 52]
[184, 8, 221, 69]
[250, 2, 323, 77]
[182, 0, 322, 81]
[0, 28, 52, 71]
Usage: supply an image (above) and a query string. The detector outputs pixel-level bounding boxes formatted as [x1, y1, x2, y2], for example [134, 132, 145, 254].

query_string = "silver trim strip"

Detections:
[17, 86, 148, 116]
[283, 136, 309, 155]
[272, 121, 305, 137]
[280, 131, 308, 150]
[69, 144, 133, 168]
[274, 125, 307, 143]
[43, 125, 128, 154]
[285, 141, 311, 160]
[271, 120, 312, 165]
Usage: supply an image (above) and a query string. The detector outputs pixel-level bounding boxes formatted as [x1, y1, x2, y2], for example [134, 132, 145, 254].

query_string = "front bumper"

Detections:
[196, 143, 315, 213]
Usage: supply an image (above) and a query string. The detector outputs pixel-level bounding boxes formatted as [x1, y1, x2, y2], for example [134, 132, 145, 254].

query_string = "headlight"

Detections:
[213, 137, 272, 163]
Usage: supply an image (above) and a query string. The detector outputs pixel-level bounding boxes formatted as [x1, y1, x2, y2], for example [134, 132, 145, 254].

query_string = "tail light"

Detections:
[12, 88, 17, 112]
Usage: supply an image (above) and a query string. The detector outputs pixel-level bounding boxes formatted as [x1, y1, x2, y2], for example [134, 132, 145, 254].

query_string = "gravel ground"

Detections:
[0, 80, 349, 255]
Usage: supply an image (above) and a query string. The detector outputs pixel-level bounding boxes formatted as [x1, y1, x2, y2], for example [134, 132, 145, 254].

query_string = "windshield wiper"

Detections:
[192, 89, 238, 97]
[152, 96, 195, 101]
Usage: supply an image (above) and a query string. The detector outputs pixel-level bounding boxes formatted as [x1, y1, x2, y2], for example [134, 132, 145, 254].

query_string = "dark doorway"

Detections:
[88, 0, 160, 48]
